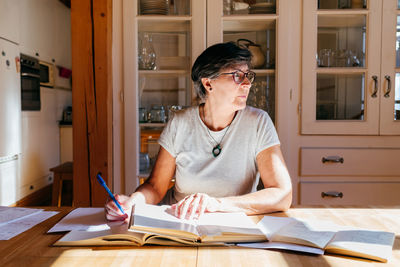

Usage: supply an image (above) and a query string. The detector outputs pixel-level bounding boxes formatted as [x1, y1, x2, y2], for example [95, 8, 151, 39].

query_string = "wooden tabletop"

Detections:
[0, 206, 399, 267]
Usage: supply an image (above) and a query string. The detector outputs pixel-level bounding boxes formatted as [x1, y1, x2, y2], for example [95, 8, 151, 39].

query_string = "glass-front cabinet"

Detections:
[302, 0, 400, 135]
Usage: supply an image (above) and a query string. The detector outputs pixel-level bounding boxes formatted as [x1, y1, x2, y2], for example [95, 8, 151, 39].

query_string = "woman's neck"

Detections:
[201, 102, 236, 131]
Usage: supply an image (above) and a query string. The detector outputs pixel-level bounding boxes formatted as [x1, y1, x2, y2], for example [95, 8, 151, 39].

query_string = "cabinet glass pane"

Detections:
[247, 74, 275, 122]
[223, 21, 276, 69]
[138, 0, 190, 15]
[223, 0, 276, 16]
[316, 74, 365, 120]
[396, 73, 400, 120]
[318, 0, 367, 9]
[317, 15, 365, 68]
[138, 20, 191, 121]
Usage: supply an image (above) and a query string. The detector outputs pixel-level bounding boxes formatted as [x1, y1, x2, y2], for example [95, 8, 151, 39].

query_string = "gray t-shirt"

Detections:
[158, 105, 280, 204]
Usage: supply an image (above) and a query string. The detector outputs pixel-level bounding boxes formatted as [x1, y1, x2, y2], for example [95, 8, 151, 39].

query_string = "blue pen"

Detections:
[96, 173, 126, 215]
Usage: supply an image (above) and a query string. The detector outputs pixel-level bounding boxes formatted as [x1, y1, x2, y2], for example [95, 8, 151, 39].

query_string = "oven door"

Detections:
[39, 62, 54, 88]
[21, 72, 41, 110]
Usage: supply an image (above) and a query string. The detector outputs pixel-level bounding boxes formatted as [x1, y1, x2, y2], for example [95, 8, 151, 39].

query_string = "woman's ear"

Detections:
[201, 78, 213, 93]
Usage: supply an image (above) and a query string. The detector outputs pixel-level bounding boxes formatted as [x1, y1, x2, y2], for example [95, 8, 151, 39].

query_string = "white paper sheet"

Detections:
[0, 211, 58, 240]
[237, 241, 324, 255]
[0, 206, 43, 227]
[47, 207, 111, 233]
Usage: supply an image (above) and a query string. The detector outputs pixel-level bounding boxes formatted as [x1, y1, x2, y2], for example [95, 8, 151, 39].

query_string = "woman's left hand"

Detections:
[171, 193, 221, 220]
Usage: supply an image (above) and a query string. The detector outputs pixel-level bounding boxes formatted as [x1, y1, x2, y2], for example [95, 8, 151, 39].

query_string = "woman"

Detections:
[106, 42, 292, 222]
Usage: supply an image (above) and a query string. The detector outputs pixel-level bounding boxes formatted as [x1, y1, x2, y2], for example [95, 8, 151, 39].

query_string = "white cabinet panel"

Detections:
[300, 147, 400, 176]
[0, 38, 21, 157]
[0, 0, 20, 43]
[300, 182, 400, 205]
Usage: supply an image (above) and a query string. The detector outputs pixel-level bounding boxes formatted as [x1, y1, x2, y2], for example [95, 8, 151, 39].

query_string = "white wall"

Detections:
[17, 0, 72, 202]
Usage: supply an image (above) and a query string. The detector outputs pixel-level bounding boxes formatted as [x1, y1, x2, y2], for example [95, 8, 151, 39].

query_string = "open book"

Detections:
[252, 216, 395, 262]
[54, 204, 266, 246]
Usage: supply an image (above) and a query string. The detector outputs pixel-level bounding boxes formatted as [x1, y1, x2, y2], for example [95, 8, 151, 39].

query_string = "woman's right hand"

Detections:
[105, 193, 144, 223]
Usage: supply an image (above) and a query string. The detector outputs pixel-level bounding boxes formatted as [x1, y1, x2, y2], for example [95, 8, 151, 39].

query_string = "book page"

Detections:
[132, 204, 199, 237]
[270, 218, 337, 249]
[54, 229, 145, 246]
[257, 216, 297, 239]
[197, 212, 263, 237]
[325, 229, 395, 262]
[237, 241, 324, 255]
[48, 208, 111, 233]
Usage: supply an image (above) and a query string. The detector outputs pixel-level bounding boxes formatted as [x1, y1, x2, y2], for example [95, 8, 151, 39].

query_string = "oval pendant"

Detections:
[212, 144, 221, 157]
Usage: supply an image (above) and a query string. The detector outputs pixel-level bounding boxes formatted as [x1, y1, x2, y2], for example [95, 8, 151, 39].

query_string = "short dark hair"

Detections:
[191, 42, 251, 100]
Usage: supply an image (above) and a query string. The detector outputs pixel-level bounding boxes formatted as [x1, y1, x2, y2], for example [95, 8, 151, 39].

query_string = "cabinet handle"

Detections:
[322, 156, 344, 163]
[371, 75, 378, 98]
[21, 73, 40, 79]
[384, 75, 391, 98]
[321, 191, 343, 198]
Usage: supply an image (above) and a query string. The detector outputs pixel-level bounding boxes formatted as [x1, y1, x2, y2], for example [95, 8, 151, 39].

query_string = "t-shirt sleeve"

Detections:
[255, 111, 280, 156]
[158, 114, 178, 158]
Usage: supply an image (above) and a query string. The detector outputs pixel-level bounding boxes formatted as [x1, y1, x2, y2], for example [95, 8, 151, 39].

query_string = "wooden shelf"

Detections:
[139, 123, 166, 127]
[223, 16, 276, 32]
[318, 13, 366, 28]
[317, 67, 366, 74]
[253, 69, 275, 75]
[139, 70, 189, 76]
[138, 16, 191, 33]
[317, 10, 368, 16]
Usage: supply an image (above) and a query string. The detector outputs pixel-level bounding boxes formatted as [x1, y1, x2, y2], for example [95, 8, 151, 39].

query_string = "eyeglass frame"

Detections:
[219, 70, 256, 84]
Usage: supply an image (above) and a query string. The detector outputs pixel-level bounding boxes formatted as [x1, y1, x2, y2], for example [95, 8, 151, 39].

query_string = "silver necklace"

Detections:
[201, 105, 233, 157]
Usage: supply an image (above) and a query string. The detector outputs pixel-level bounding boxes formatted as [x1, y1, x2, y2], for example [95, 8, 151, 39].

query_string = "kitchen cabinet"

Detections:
[123, 0, 294, 191]
[298, 0, 400, 206]
[302, 0, 400, 135]
[19, 0, 71, 70]
[120, 0, 400, 205]
[0, 0, 20, 44]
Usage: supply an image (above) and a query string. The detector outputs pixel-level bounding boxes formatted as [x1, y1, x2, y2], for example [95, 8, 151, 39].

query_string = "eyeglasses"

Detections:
[219, 70, 256, 84]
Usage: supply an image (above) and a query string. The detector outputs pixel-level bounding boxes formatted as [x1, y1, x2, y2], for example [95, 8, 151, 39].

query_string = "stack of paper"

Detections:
[0, 206, 58, 240]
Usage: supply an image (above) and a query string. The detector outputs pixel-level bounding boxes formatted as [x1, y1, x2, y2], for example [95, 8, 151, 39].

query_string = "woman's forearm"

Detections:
[217, 186, 292, 215]
[133, 181, 165, 205]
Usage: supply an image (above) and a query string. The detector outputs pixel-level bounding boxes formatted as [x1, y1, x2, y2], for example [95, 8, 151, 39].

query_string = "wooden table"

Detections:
[1, 206, 399, 266]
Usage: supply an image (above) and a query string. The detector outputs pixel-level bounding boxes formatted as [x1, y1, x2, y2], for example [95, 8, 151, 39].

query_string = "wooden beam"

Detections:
[71, 0, 113, 207]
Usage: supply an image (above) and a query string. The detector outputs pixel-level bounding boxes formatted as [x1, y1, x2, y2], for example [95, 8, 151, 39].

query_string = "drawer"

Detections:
[300, 147, 400, 176]
[300, 182, 400, 205]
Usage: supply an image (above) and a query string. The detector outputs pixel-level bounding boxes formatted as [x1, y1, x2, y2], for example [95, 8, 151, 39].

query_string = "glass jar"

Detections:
[139, 107, 147, 123]
[150, 105, 166, 123]
[138, 33, 157, 70]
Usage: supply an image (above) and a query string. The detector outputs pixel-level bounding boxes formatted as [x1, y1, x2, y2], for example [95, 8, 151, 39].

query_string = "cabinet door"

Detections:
[207, 0, 278, 123]
[380, 0, 400, 134]
[302, 0, 380, 135]
[0, 0, 20, 44]
[124, 0, 206, 191]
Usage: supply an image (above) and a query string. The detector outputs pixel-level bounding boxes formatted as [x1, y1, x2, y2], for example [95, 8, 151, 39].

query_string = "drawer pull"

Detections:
[321, 191, 343, 198]
[322, 156, 344, 164]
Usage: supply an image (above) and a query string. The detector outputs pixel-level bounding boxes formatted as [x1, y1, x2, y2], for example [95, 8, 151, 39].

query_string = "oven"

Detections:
[20, 54, 40, 110]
